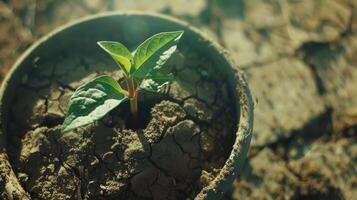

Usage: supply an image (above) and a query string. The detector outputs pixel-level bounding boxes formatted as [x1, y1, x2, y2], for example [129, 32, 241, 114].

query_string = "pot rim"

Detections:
[0, 11, 254, 199]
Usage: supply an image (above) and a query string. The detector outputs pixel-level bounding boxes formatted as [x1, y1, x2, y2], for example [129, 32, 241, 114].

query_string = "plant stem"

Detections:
[126, 77, 138, 117]
[130, 96, 138, 116]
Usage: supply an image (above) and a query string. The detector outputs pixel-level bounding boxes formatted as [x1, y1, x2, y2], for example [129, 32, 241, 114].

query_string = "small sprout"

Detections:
[61, 31, 184, 133]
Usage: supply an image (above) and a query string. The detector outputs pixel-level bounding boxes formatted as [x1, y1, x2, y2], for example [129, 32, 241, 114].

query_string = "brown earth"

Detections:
[1, 0, 357, 199]
[4, 49, 235, 199]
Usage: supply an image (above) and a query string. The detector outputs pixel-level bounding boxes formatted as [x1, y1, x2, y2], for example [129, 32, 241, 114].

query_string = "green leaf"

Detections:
[139, 72, 174, 93]
[133, 31, 184, 83]
[98, 41, 133, 76]
[61, 75, 128, 133]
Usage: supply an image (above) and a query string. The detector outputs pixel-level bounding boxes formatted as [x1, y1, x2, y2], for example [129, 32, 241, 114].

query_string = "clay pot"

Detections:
[0, 12, 253, 200]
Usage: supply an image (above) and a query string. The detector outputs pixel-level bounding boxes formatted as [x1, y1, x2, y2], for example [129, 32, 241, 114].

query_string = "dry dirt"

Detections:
[1, 0, 357, 199]
[4, 48, 235, 199]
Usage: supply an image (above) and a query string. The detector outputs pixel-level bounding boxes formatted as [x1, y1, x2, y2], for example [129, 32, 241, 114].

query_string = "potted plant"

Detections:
[0, 12, 253, 200]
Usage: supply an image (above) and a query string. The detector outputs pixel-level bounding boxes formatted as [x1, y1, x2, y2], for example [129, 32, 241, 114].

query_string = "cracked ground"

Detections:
[1, 0, 357, 199]
[4, 42, 235, 199]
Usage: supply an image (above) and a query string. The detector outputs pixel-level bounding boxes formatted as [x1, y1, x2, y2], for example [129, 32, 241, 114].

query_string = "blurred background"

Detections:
[0, 0, 356, 199]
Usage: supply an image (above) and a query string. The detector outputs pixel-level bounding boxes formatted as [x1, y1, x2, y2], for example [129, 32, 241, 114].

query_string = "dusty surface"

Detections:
[4, 48, 235, 199]
[233, 136, 357, 199]
[245, 57, 324, 146]
[233, 148, 298, 199]
[0, 2, 32, 82]
[1, 0, 357, 199]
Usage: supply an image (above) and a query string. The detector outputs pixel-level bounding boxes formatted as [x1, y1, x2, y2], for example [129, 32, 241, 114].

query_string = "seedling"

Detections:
[61, 31, 184, 133]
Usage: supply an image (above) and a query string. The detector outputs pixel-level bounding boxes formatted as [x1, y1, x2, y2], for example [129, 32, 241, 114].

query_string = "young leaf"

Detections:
[61, 75, 128, 133]
[133, 31, 183, 82]
[139, 72, 174, 93]
[98, 41, 133, 76]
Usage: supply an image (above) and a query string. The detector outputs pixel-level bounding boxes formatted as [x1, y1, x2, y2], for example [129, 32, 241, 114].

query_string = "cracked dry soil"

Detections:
[3, 50, 236, 199]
